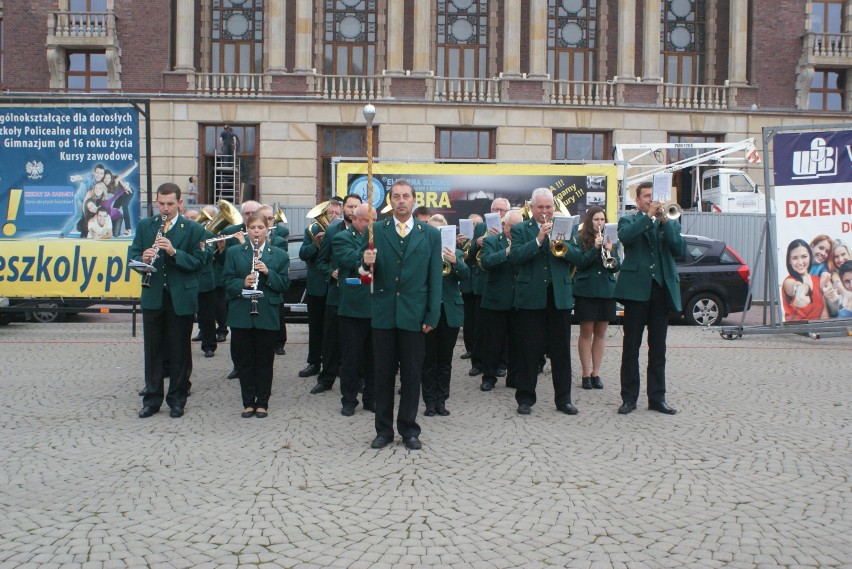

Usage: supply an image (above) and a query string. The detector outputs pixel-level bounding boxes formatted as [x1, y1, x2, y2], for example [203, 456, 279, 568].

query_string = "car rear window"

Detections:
[677, 243, 710, 264]
[719, 248, 740, 264]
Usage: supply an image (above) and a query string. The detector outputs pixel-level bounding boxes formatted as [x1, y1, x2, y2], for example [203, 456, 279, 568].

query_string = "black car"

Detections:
[675, 234, 751, 326]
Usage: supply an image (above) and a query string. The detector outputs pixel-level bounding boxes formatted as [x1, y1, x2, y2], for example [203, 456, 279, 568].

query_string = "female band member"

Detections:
[571, 206, 620, 390]
[222, 211, 290, 418]
[422, 214, 470, 416]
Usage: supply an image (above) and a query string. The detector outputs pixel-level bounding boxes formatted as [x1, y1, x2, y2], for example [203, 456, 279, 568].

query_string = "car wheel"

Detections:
[685, 293, 723, 326]
[29, 302, 66, 323]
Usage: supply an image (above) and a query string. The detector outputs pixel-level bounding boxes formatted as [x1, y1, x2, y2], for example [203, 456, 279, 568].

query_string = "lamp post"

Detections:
[363, 103, 376, 291]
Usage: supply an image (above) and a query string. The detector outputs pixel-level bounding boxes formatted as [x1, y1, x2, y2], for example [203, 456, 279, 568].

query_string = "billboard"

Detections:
[0, 106, 142, 298]
[335, 162, 619, 223]
[773, 130, 852, 322]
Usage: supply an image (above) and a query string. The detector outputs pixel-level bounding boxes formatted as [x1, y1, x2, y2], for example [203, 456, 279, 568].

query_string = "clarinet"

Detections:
[141, 215, 167, 288]
[248, 238, 262, 316]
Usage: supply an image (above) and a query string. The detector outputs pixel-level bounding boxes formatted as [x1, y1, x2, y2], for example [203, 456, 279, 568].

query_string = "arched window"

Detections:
[212, 0, 264, 74]
[436, 0, 489, 78]
[323, 0, 377, 76]
[547, 0, 597, 82]
[660, 0, 705, 84]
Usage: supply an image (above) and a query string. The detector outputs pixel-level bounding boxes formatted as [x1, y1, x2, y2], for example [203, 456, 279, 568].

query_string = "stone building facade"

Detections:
[1, 0, 851, 206]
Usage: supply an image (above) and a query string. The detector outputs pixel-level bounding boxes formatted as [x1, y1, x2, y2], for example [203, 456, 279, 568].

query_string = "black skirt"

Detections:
[573, 295, 616, 322]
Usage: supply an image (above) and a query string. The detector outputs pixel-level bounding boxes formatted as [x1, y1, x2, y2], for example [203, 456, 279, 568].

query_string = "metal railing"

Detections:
[431, 77, 501, 103]
[49, 11, 115, 38]
[309, 74, 389, 100]
[192, 73, 266, 97]
[549, 80, 615, 106]
[805, 32, 852, 59]
[661, 83, 729, 110]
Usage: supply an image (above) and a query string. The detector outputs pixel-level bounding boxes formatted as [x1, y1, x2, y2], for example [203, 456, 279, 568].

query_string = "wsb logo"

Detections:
[791, 138, 840, 179]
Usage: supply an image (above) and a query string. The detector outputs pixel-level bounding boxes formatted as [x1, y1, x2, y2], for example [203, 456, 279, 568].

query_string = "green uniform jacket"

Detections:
[441, 248, 469, 328]
[480, 233, 515, 311]
[214, 222, 246, 286]
[298, 225, 328, 297]
[130, 214, 206, 316]
[333, 226, 372, 319]
[316, 221, 346, 307]
[571, 237, 621, 299]
[369, 218, 442, 331]
[469, 221, 489, 295]
[222, 242, 290, 331]
[508, 219, 595, 311]
[198, 229, 217, 293]
[458, 238, 474, 294]
[273, 223, 290, 250]
[613, 212, 685, 310]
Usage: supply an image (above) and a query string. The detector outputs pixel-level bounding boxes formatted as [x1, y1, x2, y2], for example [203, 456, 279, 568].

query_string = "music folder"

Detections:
[241, 289, 264, 298]
[129, 260, 156, 273]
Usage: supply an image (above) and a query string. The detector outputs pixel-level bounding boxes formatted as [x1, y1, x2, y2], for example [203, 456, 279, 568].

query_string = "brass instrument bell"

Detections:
[550, 233, 568, 257]
[659, 200, 682, 221]
[206, 200, 242, 234]
[273, 208, 288, 225]
[442, 260, 452, 276]
[306, 200, 332, 247]
[196, 208, 214, 225]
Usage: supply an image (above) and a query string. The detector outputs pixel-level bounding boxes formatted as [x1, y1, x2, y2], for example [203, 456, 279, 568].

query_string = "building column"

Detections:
[528, 0, 547, 78]
[174, 0, 195, 72]
[294, 0, 313, 72]
[267, 0, 286, 72]
[642, 0, 661, 82]
[386, 0, 405, 74]
[502, 0, 521, 77]
[728, 0, 748, 84]
[617, 0, 636, 81]
[412, 0, 432, 75]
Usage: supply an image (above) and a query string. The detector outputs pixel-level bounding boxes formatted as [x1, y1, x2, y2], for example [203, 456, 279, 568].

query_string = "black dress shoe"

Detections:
[227, 369, 238, 379]
[255, 410, 268, 418]
[460, 351, 472, 360]
[216, 332, 228, 342]
[310, 383, 330, 394]
[582, 377, 593, 389]
[402, 436, 422, 450]
[496, 367, 507, 377]
[370, 434, 393, 449]
[480, 380, 495, 392]
[436, 404, 450, 417]
[204, 350, 215, 358]
[241, 410, 255, 418]
[557, 403, 579, 415]
[298, 363, 320, 378]
[169, 408, 184, 418]
[649, 401, 678, 415]
[341, 405, 355, 417]
[137, 389, 147, 396]
[517, 403, 532, 415]
[424, 407, 436, 417]
[618, 401, 637, 415]
[138, 406, 158, 418]
[362, 401, 375, 412]
[275, 346, 286, 356]
[191, 333, 202, 342]
[468, 366, 482, 377]
[592, 376, 603, 389]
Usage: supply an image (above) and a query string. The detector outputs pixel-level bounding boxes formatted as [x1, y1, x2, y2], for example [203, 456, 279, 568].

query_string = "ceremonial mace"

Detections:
[363, 103, 376, 292]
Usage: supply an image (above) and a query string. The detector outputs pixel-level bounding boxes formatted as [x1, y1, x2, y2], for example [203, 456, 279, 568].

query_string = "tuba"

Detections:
[306, 201, 332, 247]
[517, 201, 532, 220]
[206, 200, 242, 234]
[273, 208, 288, 226]
[196, 208, 215, 226]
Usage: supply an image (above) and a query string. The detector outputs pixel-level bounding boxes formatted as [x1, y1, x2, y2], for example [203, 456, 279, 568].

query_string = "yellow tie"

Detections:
[397, 222, 407, 238]
[163, 219, 172, 234]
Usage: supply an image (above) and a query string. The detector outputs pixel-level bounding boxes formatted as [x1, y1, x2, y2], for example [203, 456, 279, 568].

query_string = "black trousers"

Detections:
[620, 280, 670, 405]
[197, 288, 218, 353]
[275, 304, 287, 349]
[316, 302, 340, 387]
[514, 286, 572, 408]
[214, 286, 228, 335]
[141, 290, 193, 411]
[470, 294, 484, 368]
[461, 292, 476, 353]
[373, 328, 424, 439]
[305, 293, 326, 365]
[422, 308, 459, 408]
[231, 327, 278, 409]
[481, 307, 518, 386]
[339, 316, 374, 408]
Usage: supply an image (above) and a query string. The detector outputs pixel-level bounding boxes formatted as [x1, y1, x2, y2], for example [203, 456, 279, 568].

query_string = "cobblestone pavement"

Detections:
[0, 313, 850, 569]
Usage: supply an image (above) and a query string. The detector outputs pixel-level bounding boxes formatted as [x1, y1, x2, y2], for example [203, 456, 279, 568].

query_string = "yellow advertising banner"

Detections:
[335, 162, 619, 222]
[0, 239, 142, 298]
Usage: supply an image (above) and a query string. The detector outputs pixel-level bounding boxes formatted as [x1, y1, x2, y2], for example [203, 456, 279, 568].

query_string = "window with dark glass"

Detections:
[660, 0, 705, 84]
[666, 133, 720, 162]
[201, 124, 258, 202]
[436, 0, 489, 78]
[437, 129, 494, 160]
[809, 69, 845, 111]
[212, 0, 264, 74]
[547, 0, 597, 81]
[323, 0, 377, 75]
[66, 51, 108, 92]
[319, 127, 371, 199]
[553, 131, 609, 161]
[811, 0, 843, 34]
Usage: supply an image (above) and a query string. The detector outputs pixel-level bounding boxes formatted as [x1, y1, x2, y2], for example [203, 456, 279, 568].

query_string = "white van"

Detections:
[701, 168, 769, 213]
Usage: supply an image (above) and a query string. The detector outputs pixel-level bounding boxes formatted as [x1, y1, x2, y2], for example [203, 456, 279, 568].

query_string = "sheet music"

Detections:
[603, 222, 618, 245]
[550, 215, 574, 238]
[652, 173, 673, 203]
[484, 213, 501, 233]
[440, 225, 457, 251]
[459, 218, 474, 239]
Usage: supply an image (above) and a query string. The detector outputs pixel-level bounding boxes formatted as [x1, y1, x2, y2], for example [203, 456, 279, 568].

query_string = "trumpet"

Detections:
[550, 233, 568, 257]
[141, 215, 167, 288]
[203, 234, 236, 245]
[655, 200, 682, 221]
[462, 240, 471, 262]
[600, 229, 617, 270]
[442, 260, 452, 276]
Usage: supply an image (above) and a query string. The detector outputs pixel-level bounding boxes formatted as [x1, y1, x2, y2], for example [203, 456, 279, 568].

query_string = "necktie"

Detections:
[163, 219, 172, 234]
[397, 222, 407, 238]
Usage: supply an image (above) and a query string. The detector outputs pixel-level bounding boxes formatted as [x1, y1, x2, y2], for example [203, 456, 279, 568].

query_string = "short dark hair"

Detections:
[635, 181, 653, 198]
[330, 196, 344, 206]
[157, 182, 182, 200]
[390, 179, 415, 196]
[838, 260, 852, 279]
[414, 206, 431, 218]
[343, 194, 363, 207]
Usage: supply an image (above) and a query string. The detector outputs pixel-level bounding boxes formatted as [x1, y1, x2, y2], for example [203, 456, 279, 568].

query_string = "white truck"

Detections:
[615, 139, 771, 214]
